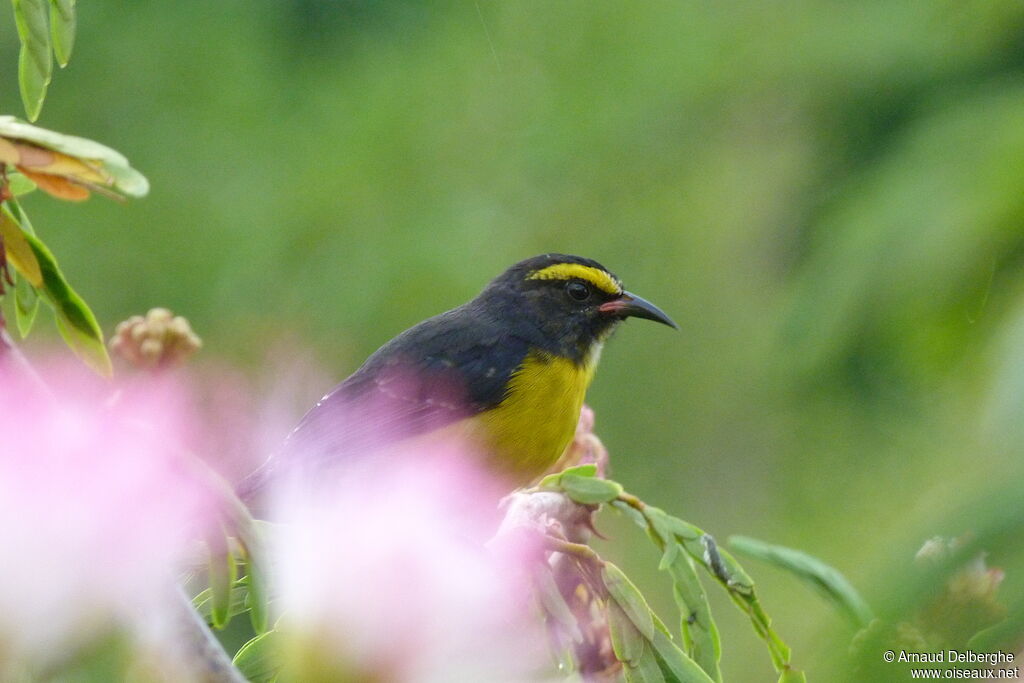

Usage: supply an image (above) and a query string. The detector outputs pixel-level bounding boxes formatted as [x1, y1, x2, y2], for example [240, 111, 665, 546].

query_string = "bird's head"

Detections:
[478, 254, 677, 363]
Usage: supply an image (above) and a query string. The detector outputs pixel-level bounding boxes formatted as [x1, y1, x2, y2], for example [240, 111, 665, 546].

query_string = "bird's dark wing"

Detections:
[238, 306, 529, 499]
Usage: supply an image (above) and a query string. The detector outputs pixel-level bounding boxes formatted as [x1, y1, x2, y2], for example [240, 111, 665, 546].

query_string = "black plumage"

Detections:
[238, 253, 671, 500]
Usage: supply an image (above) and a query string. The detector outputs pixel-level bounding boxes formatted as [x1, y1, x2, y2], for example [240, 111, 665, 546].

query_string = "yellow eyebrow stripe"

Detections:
[527, 263, 622, 295]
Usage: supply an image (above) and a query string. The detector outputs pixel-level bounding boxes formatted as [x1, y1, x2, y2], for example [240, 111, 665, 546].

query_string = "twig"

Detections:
[171, 584, 248, 683]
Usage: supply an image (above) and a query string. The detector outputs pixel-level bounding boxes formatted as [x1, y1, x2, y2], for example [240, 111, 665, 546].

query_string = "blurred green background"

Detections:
[4, 1, 1024, 679]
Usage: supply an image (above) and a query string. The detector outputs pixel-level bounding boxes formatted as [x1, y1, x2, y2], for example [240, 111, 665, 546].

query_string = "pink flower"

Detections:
[269, 436, 550, 682]
[0, 360, 218, 666]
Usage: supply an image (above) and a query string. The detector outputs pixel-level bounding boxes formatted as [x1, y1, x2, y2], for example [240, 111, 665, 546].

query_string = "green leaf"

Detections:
[645, 506, 703, 543]
[0, 205, 42, 286]
[777, 668, 807, 683]
[6, 200, 35, 236]
[14, 270, 39, 337]
[98, 158, 149, 199]
[48, 0, 75, 67]
[192, 580, 251, 626]
[239, 523, 271, 634]
[534, 565, 583, 644]
[725, 587, 791, 671]
[713, 546, 754, 595]
[9, 202, 39, 337]
[558, 463, 598, 477]
[608, 602, 646, 666]
[603, 562, 656, 640]
[7, 171, 37, 196]
[729, 535, 873, 627]
[207, 528, 237, 630]
[537, 463, 597, 488]
[658, 541, 681, 571]
[664, 550, 721, 682]
[12, 0, 53, 121]
[559, 473, 623, 505]
[0, 116, 150, 197]
[612, 499, 648, 527]
[649, 628, 717, 683]
[612, 496, 795, 676]
[233, 630, 285, 683]
[536, 464, 622, 504]
[184, 459, 272, 635]
[650, 609, 674, 640]
[624, 646, 667, 683]
[22, 229, 111, 375]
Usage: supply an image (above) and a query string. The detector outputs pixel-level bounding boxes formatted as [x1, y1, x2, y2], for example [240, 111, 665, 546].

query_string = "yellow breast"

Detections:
[473, 349, 599, 483]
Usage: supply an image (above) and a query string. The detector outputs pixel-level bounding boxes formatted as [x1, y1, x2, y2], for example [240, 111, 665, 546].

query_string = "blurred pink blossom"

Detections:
[270, 436, 551, 682]
[0, 359, 219, 667]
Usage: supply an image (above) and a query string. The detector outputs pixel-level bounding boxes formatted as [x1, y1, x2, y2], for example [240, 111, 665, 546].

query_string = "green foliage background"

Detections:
[4, 1, 1024, 679]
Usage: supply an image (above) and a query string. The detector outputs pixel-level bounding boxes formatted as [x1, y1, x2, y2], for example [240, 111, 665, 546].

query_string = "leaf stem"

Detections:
[541, 535, 606, 566]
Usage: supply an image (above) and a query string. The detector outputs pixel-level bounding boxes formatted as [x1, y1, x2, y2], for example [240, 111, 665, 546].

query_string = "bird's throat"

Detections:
[472, 349, 599, 484]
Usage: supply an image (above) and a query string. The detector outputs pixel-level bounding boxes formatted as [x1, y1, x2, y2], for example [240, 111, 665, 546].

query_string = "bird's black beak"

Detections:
[599, 291, 678, 329]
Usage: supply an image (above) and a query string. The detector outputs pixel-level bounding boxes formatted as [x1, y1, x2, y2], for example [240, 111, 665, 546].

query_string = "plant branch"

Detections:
[170, 585, 248, 683]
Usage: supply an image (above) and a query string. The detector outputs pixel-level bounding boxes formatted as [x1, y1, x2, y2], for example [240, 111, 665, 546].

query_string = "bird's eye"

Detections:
[566, 280, 591, 302]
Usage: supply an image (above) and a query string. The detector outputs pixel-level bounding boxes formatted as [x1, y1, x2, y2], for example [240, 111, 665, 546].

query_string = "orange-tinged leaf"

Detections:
[18, 167, 90, 201]
[0, 138, 20, 165]
[12, 141, 109, 183]
[0, 117, 149, 197]
[0, 207, 42, 286]
[11, 142, 51, 166]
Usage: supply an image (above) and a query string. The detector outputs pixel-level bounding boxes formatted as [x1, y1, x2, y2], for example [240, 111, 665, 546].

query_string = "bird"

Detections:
[240, 253, 676, 498]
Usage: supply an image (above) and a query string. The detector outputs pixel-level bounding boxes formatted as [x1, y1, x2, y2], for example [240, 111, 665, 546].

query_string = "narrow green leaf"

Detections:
[233, 630, 285, 683]
[558, 463, 598, 477]
[7, 171, 37, 196]
[714, 546, 755, 595]
[649, 628, 717, 683]
[190, 586, 211, 612]
[48, 0, 75, 66]
[207, 529, 237, 630]
[608, 602, 646, 666]
[98, 159, 150, 198]
[603, 562, 655, 640]
[612, 499, 648, 527]
[624, 646, 668, 683]
[619, 504, 723, 680]
[23, 230, 111, 375]
[645, 506, 703, 542]
[14, 271, 39, 337]
[658, 541, 681, 571]
[725, 589, 790, 671]
[650, 607, 674, 640]
[186, 461, 272, 634]
[664, 552, 721, 682]
[534, 566, 583, 644]
[6, 199, 35, 236]
[777, 668, 807, 683]
[240, 525, 271, 634]
[192, 581, 251, 626]
[538, 463, 597, 489]
[613, 495, 795, 677]
[0, 206, 42, 286]
[729, 535, 874, 628]
[560, 473, 623, 505]
[12, 0, 53, 121]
